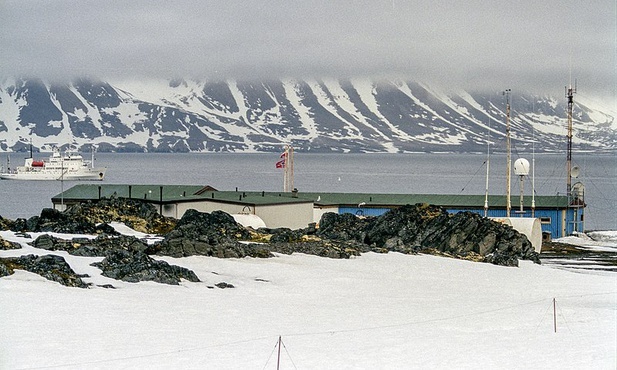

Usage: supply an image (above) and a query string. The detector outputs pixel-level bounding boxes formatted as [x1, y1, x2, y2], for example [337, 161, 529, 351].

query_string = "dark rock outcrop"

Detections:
[6, 197, 175, 235]
[2, 201, 539, 290]
[64, 197, 176, 234]
[31, 233, 152, 257]
[91, 250, 200, 285]
[0, 254, 89, 288]
[171, 209, 251, 241]
[0, 235, 22, 250]
[155, 209, 272, 258]
[23, 233, 202, 286]
[156, 210, 365, 259]
[152, 205, 537, 266]
[267, 240, 364, 259]
[317, 212, 374, 244]
[320, 204, 539, 266]
[0, 215, 14, 231]
[21, 208, 98, 233]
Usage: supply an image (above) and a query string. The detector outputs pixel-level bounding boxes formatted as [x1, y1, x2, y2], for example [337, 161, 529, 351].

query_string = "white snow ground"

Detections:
[1, 228, 615, 370]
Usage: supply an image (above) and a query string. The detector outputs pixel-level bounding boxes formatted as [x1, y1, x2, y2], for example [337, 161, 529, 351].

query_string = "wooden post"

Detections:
[553, 298, 557, 333]
[276, 335, 282, 370]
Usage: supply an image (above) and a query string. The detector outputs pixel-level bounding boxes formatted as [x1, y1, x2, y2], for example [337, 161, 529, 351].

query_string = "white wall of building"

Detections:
[255, 203, 314, 230]
[169, 200, 313, 229]
[174, 201, 246, 219]
[313, 206, 339, 226]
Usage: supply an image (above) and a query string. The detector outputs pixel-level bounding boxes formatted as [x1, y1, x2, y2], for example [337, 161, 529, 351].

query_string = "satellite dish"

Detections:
[514, 158, 530, 176]
[571, 166, 580, 178]
[572, 182, 585, 199]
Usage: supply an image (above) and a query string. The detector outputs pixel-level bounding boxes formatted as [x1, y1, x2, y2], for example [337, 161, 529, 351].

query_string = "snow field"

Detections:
[1, 231, 615, 370]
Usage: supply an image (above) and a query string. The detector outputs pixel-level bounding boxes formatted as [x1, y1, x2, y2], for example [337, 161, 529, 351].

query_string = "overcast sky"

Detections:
[1, 0, 615, 103]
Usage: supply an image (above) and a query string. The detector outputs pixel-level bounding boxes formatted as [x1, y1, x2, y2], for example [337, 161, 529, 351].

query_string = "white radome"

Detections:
[513, 158, 530, 176]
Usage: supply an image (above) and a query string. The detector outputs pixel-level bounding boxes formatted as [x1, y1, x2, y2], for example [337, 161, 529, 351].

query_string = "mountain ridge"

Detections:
[0, 77, 614, 153]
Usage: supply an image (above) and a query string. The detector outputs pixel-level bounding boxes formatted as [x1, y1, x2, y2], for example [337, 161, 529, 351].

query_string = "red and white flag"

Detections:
[275, 152, 286, 168]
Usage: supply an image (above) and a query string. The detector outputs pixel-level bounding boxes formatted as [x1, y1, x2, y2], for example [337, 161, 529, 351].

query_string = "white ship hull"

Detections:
[0, 168, 106, 181]
[0, 147, 106, 181]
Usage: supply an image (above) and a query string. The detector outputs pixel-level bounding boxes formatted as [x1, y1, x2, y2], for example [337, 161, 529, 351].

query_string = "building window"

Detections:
[539, 217, 551, 224]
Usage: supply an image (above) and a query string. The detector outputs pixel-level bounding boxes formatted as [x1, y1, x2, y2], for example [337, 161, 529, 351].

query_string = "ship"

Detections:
[0, 146, 106, 181]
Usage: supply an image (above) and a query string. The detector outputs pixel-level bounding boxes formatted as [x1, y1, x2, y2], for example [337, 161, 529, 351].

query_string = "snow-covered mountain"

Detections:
[0, 77, 614, 153]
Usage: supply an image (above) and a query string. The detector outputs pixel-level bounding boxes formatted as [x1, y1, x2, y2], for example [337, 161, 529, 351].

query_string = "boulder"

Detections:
[155, 209, 269, 258]
[91, 249, 200, 285]
[0, 215, 14, 231]
[10, 208, 98, 234]
[10, 218, 32, 233]
[268, 240, 364, 259]
[31, 233, 151, 257]
[262, 227, 306, 243]
[0, 254, 89, 288]
[317, 212, 374, 243]
[0, 235, 21, 250]
[64, 197, 176, 234]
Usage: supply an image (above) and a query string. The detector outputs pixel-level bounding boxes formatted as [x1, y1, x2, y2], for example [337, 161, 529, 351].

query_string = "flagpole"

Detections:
[282, 145, 286, 192]
[284, 145, 289, 192]
[277, 145, 294, 192]
[289, 145, 294, 192]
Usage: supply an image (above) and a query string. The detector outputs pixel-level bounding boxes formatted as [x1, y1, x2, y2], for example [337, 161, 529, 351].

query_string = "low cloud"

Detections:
[1, 0, 614, 102]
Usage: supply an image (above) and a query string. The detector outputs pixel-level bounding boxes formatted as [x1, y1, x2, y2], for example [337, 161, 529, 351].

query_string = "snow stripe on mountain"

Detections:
[0, 77, 614, 153]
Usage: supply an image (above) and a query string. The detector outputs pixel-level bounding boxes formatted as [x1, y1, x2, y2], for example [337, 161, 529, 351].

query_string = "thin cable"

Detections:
[282, 297, 550, 338]
[459, 160, 487, 193]
[554, 291, 617, 299]
[19, 335, 274, 370]
[19, 293, 615, 370]
[557, 302, 574, 334]
[281, 339, 299, 370]
[262, 339, 279, 370]
[533, 300, 553, 333]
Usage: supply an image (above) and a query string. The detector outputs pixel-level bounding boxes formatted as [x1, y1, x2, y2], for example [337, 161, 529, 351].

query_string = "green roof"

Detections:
[52, 184, 205, 202]
[295, 192, 569, 209]
[52, 184, 569, 209]
[52, 184, 313, 206]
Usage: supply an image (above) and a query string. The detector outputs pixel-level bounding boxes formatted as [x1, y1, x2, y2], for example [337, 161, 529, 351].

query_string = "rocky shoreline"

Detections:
[1, 198, 540, 288]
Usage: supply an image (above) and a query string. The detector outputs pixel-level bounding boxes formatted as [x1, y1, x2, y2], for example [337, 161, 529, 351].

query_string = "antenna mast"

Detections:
[565, 82, 576, 205]
[532, 124, 536, 217]
[484, 118, 491, 217]
[565, 81, 578, 233]
[504, 89, 512, 217]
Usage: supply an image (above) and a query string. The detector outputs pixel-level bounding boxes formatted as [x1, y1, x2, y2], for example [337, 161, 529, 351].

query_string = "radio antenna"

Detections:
[503, 89, 512, 217]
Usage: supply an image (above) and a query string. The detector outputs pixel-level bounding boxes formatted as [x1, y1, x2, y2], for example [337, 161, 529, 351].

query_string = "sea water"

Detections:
[0, 152, 615, 231]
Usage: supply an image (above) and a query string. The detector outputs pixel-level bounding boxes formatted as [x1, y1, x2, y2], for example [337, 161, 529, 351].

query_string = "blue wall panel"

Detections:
[339, 207, 390, 217]
[337, 206, 571, 238]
